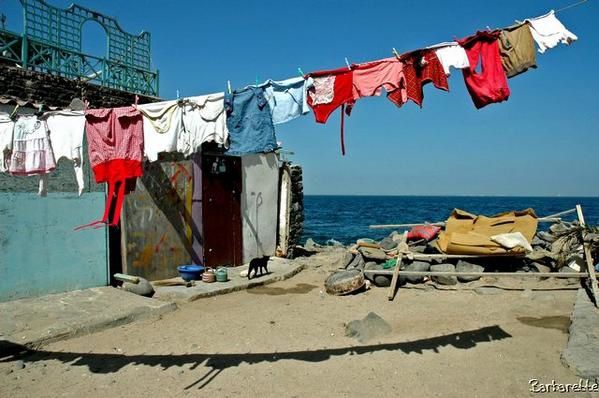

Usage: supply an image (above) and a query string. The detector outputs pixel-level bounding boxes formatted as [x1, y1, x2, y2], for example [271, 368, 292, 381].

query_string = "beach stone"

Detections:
[322, 249, 353, 271]
[358, 246, 387, 262]
[430, 263, 457, 285]
[379, 237, 398, 251]
[530, 262, 552, 278]
[402, 261, 430, 284]
[122, 278, 155, 298]
[346, 252, 365, 270]
[537, 231, 556, 243]
[455, 260, 484, 282]
[345, 312, 392, 343]
[304, 238, 322, 251]
[410, 245, 427, 253]
[364, 262, 391, 287]
[326, 239, 345, 248]
[559, 266, 580, 285]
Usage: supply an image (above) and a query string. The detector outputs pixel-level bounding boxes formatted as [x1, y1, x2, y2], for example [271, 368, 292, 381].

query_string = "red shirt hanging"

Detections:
[457, 31, 510, 109]
[77, 106, 144, 229]
[387, 49, 449, 108]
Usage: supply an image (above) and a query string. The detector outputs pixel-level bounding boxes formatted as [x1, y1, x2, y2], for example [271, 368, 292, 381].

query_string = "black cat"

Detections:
[248, 256, 270, 279]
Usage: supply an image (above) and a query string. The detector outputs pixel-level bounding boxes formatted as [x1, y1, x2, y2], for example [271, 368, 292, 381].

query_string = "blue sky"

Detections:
[2, 0, 598, 196]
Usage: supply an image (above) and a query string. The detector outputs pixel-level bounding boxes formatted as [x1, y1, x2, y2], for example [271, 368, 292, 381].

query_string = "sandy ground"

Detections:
[0, 262, 590, 398]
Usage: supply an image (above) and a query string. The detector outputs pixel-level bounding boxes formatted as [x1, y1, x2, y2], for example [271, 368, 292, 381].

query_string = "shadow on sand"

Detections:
[0, 325, 511, 390]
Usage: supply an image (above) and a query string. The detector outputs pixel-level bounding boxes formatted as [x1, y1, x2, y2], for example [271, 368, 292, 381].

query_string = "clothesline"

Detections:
[0, 6, 585, 231]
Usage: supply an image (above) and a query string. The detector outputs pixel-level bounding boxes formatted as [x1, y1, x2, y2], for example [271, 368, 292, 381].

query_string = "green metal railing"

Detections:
[0, 0, 158, 96]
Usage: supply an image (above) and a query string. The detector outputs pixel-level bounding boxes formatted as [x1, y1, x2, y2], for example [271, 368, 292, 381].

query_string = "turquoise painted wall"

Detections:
[0, 192, 108, 302]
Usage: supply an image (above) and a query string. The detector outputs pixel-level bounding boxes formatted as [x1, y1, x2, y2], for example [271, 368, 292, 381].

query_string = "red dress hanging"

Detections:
[457, 31, 510, 109]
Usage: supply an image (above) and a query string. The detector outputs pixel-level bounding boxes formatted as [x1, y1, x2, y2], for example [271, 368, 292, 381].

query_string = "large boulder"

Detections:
[122, 278, 155, 297]
[379, 236, 398, 251]
[364, 262, 391, 287]
[345, 312, 392, 343]
[358, 246, 387, 262]
[346, 252, 366, 270]
[455, 260, 484, 282]
[402, 261, 430, 284]
[430, 263, 458, 285]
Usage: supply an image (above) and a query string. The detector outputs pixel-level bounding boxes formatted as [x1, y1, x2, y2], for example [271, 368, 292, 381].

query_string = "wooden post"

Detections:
[576, 204, 599, 308]
[388, 231, 407, 301]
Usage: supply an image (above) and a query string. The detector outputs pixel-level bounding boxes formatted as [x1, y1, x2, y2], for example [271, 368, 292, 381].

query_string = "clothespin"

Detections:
[255, 76, 260, 86]
[134, 95, 139, 106]
[227, 80, 232, 95]
[392, 48, 401, 59]
[298, 67, 305, 77]
[176, 90, 180, 99]
[9, 104, 19, 119]
[344, 57, 351, 70]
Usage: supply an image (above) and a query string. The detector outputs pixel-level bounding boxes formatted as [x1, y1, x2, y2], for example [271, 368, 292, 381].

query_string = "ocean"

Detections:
[302, 196, 599, 245]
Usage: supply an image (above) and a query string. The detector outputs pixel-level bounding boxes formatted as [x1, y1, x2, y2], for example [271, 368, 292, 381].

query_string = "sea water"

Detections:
[302, 196, 599, 245]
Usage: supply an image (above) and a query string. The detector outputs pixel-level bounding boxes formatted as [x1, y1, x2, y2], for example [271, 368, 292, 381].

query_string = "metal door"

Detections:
[201, 154, 242, 267]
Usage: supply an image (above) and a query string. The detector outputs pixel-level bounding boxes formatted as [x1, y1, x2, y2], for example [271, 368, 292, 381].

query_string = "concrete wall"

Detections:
[0, 192, 108, 302]
[241, 153, 279, 263]
[0, 65, 160, 301]
[121, 159, 194, 281]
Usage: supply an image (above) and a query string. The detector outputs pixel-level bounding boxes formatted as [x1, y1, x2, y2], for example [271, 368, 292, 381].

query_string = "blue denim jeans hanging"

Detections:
[224, 87, 277, 155]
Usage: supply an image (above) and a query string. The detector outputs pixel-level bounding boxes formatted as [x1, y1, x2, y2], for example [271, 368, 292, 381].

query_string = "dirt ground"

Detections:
[0, 259, 588, 398]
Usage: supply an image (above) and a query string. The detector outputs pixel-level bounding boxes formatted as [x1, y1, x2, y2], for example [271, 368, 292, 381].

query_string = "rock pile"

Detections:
[300, 218, 599, 290]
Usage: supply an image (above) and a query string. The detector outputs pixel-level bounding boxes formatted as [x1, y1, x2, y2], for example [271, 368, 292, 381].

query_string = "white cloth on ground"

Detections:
[490, 232, 534, 252]
[525, 10, 578, 54]
[0, 113, 14, 172]
[45, 110, 86, 195]
[429, 42, 470, 75]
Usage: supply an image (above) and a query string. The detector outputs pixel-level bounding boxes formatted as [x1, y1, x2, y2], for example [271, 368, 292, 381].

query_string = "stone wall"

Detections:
[287, 164, 305, 258]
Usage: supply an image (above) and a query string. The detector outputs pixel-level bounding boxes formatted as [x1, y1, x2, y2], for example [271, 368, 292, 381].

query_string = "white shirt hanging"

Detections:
[526, 10, 578, 54]
[0, 113, 14, 173]
[428, 42, 470, 75]
[45, 110, 86, 195]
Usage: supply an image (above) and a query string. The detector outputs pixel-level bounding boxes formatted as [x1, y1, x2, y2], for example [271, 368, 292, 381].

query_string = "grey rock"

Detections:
[345, 312, 392, 343]
[14, 360, 24, 370]
[379, 237, 398, 251]
[122, 278, 155, 298]
[530, 262, 552, 274]
[409, 245, 427, 253]
[455, 260, 484, 282]
[358, 246, 387, 262]
[430, 263, 457, 285]
[326, 239, 345, 248]
[559, 265, 580, 284]
[304, 238, 322, 251]
[346, 252, 365, 270]
[364, 262, 391, 287]
[550, 222, 571, 234]
[402, 261, 430, 284]
[537, 231, 556, 243]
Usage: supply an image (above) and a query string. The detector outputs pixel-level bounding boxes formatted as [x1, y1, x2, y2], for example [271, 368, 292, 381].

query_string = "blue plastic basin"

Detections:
[177, 265, 205, 281]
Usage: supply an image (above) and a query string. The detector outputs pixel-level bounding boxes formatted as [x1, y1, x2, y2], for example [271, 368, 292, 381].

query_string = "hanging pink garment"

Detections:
[77, 106, 144, 229]
[457, 31, 510, 109]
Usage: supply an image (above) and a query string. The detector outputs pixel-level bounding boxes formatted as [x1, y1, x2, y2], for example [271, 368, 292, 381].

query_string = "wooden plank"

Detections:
[364, 270, 589, 278]
[370, 222, 444, 230]
[410, 253, 525, 261]
[576, 204, 599, 307]
[387, 231, 408, 301]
